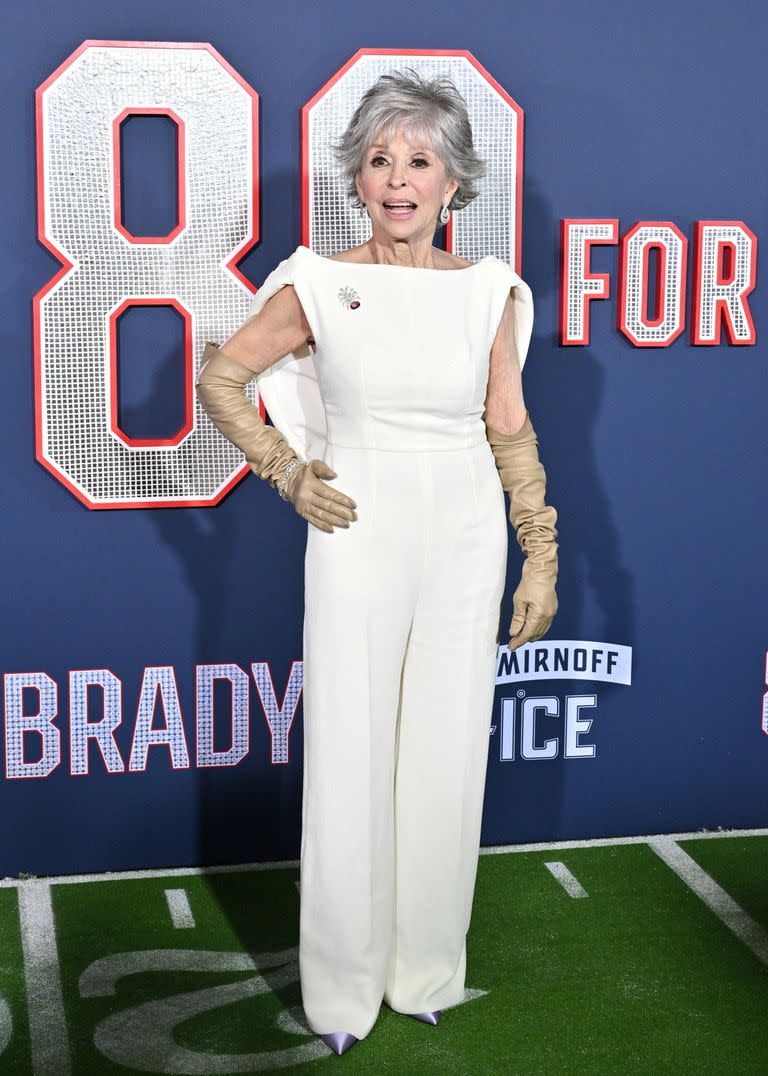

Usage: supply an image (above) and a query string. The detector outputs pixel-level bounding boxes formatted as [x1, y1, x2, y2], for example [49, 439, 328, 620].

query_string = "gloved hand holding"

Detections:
[196, 341, 357, 532]
[485, 411, 559, 651]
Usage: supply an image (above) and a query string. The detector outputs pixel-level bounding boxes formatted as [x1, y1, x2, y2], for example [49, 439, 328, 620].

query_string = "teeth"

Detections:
[385, 202, 415, 207]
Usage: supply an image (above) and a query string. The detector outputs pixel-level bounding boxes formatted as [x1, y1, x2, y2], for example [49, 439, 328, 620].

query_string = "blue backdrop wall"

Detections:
[3, 0, 767, 877]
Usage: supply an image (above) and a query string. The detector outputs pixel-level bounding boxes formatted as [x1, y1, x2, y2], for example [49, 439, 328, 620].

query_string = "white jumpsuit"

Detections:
[247, 244, 534, 1041]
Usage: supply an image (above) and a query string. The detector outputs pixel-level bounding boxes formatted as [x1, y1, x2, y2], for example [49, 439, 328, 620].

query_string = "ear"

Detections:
[446, 176, 460, 204]
[354, 174, 365, 207]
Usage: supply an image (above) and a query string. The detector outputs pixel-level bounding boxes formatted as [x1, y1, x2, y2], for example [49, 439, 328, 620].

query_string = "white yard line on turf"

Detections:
[543, 861, 589, 898]
[0, 997, 11, 1054]
[17, 881, 71, 1074]
[648, 836, 768, 968]
[1, 827, 766, 888]
[480, 827, 768, 856]
[165, 888, 196, 929]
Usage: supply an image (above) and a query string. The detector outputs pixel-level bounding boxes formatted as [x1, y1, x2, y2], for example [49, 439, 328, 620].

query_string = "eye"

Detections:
[369, 155, 431, 167]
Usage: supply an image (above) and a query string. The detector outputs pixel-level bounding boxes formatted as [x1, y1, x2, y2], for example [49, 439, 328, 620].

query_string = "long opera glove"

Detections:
[485, 412, 559, 650]
[196, 342, 357, 531]
[195, 341, 307, 497]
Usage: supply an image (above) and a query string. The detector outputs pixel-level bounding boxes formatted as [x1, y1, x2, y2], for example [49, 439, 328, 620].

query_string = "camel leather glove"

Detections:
[485, 411, 559, 650]
[196, 342, 357, 532]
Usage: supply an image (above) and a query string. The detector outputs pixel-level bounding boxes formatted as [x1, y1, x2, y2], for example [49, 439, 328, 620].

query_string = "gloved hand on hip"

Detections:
[196, 341, 357, 532]
[282, 457, 357, 533]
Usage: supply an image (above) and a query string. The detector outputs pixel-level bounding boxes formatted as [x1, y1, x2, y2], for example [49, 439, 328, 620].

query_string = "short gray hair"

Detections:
[330, 67, 487, 216]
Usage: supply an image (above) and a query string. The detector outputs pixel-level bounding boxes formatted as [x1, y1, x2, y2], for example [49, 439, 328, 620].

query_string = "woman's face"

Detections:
[354, 125, 459, 241]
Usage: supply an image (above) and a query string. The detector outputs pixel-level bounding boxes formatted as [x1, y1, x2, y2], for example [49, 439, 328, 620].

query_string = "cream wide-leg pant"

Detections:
[299, 438, 508, 1041]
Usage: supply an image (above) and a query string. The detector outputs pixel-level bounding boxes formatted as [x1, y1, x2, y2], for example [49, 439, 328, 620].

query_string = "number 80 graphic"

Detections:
[34, 42, 523, 509]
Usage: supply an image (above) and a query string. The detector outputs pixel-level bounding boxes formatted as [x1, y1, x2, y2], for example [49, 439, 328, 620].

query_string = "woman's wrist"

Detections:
[277, 458, 306, 500]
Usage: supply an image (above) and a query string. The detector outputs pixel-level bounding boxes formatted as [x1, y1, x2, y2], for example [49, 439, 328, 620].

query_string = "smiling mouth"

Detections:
[383, 201, 417, 210]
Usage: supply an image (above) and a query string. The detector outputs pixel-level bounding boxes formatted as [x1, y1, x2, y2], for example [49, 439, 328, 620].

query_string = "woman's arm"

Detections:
[483, 289, 558, 651]
[218, 285, 314, 372]
[196, 288, 356, 531]
[483, 291, 528, 436]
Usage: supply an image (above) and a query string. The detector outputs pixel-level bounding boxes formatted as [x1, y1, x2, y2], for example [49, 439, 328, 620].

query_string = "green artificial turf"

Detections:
[0, 887, 28, 1074]
[1, 835, 766, 1073]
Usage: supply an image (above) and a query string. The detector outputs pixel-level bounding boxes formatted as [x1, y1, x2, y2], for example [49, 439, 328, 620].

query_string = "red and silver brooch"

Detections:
[338, 285, 361, 310]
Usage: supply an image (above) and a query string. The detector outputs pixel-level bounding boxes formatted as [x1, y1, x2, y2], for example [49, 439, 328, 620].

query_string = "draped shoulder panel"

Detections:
[486, 257, 535, 371]
[246, 245, 327, 463]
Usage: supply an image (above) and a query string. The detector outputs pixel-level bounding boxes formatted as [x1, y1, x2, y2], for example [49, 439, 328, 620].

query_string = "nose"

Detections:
[388, 163, 408, 186]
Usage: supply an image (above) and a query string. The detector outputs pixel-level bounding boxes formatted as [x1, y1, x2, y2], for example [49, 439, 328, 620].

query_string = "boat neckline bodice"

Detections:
[298, 244, 494, 274]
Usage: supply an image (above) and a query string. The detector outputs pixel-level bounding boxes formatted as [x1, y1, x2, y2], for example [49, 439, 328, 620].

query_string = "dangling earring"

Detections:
[439, 203, 450, 225]
[360, 202, 369, 216]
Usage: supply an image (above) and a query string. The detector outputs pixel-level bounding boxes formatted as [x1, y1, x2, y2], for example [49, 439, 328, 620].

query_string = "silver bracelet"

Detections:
[277, 458, 304, 500]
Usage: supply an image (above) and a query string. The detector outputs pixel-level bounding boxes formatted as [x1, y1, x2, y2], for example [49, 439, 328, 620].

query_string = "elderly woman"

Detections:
[196, 68, 558, 1055]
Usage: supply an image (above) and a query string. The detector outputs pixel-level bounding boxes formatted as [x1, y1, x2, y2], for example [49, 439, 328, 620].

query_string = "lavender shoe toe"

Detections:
[409, 1010, 441, 1024]
[319, 1031, 359, 1054]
